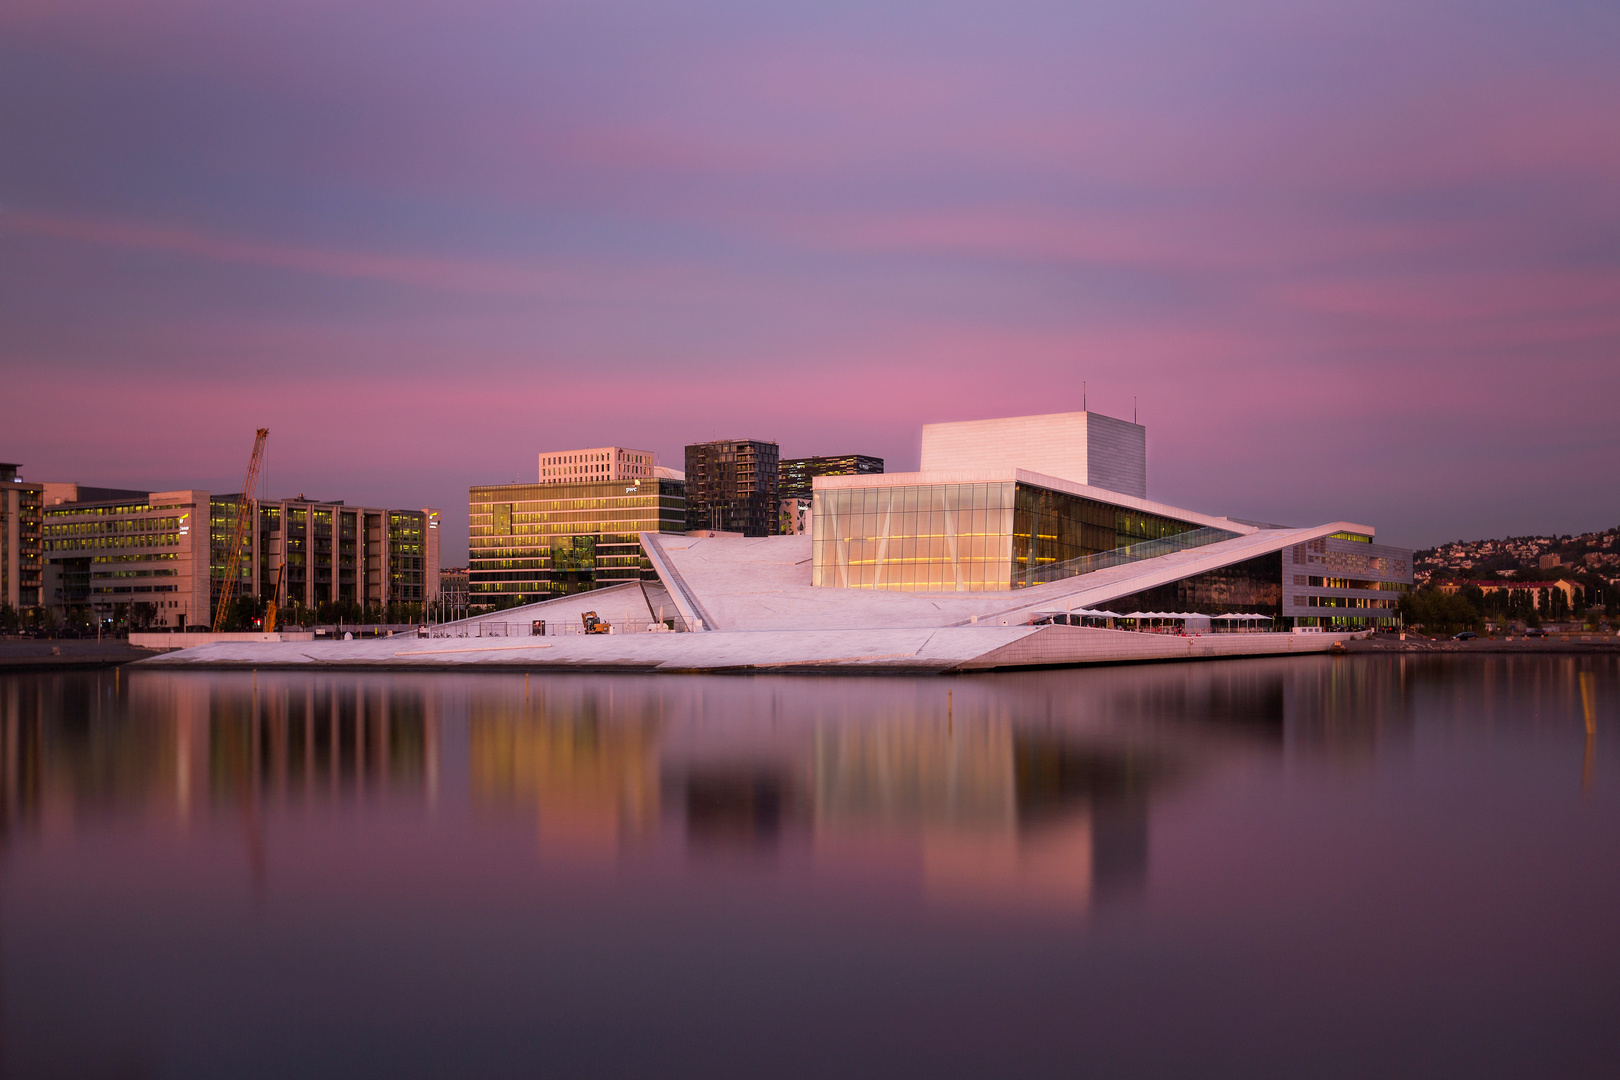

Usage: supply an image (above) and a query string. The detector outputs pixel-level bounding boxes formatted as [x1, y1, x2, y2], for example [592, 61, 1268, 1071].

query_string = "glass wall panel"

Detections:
[813, 482, 1014, 591]
[814, 480, 1208, 592]
[1105, 553, 1284, 618]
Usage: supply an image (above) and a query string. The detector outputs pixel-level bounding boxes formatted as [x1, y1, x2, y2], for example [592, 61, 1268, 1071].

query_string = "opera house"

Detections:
[142, 410, 1411, 673]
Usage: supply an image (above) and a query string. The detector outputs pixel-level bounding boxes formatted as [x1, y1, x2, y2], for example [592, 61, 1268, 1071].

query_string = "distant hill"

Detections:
[1415, 527, 1619, 586]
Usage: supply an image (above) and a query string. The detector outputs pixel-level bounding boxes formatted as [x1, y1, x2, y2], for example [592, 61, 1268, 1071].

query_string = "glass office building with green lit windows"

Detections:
[468, 478, 686, 605]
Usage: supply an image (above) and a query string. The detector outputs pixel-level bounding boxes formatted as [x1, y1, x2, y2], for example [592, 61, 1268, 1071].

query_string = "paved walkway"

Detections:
[0, 639, 158, 670]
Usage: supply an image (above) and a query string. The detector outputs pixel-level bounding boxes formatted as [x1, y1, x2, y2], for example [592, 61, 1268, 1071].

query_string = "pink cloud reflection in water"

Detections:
[4, 662, 1620, 1077]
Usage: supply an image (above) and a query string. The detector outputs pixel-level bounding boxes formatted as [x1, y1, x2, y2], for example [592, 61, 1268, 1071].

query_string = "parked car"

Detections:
[1524, 627, 1548, 638]
[1453, 631, 1478, 641]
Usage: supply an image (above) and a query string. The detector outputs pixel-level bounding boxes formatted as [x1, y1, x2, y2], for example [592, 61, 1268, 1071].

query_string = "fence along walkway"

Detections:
[425, 614, 690, 639]
[1014, 526, 1239, 588]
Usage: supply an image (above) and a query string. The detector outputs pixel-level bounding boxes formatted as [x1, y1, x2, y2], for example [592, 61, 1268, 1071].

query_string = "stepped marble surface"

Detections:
[136, 622, 1354, 672]
[137, 623, 1041, 672]
[641, 524, 1369, 631]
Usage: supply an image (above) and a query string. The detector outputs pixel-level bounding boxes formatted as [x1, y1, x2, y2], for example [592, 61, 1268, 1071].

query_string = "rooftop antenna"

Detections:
[1134, 396, 1138, 424]
[1083, 381, 1087, 411]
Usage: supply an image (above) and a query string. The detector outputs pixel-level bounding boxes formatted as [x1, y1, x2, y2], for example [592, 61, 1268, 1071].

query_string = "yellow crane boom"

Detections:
[212, 428, 269, 633]
[263, 558, 287, 633]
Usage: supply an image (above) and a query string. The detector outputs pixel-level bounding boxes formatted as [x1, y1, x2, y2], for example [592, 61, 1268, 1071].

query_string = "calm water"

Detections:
[3, 657, 1619, 1079]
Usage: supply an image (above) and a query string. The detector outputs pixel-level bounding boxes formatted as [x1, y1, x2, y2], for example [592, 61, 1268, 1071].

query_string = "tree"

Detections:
[1398, 588, 1483, 636]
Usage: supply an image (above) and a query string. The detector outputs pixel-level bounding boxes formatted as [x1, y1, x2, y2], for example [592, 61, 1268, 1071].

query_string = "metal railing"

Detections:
[1014, 526, 1240, 588]
[423, 615, 691, 639]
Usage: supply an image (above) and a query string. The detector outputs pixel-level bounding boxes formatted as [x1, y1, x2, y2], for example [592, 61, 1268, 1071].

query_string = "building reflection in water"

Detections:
[0, 671, 439, 846]
[469, 684, 660, 859]
[0, 657, 1428, 910]
[808, 716, 1158, 908]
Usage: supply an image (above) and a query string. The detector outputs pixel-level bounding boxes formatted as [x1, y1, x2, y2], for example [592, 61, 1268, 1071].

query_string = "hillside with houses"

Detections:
[1411, 527, 1619, 621]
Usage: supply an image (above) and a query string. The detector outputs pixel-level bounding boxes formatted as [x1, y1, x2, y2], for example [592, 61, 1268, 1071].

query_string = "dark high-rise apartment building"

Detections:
[1, 463, 44, 614]
[684, 440, 780, 536]
[778, 455, 885, 502]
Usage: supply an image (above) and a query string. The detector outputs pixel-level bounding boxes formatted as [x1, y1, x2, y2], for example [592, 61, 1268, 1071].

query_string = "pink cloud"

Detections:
[5, 211, 570, 295]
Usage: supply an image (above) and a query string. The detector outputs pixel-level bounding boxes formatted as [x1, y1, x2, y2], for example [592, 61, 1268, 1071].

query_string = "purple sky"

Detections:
[3, 0, 1617, 564]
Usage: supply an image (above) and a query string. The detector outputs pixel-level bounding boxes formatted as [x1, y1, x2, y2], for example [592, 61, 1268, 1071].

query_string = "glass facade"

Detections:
[227, 500, 428, 615]
[1105, 552, 1285, 618]
[388, 512, 425, 602]
[468, 478, 686, 605]
[778, 455, 883, 502]
[812, 480, 1207, 592]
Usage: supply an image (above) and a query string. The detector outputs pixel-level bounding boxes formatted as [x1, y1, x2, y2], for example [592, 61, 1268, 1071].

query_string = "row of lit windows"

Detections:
[471, 534, 647, 551]
[1299, 576, 1410, 591]
[93, 569, 179, 579]
[473, 512, 675, 531]
[48, 534, 183, 552]
[1299, 595, 1395, 609]
[472, 495, 678, 514]
[45, 516, 183, 536]
[472, 521, 677, 539]
[46, 503, 158, 517]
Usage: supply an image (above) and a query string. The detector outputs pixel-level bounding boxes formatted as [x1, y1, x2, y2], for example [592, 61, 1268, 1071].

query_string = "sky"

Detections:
[3, 0, 1617, 564]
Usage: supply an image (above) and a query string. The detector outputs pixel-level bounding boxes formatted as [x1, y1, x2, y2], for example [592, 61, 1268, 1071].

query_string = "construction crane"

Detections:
[263, 558, 287, 633]
[212, 428, 269, 633]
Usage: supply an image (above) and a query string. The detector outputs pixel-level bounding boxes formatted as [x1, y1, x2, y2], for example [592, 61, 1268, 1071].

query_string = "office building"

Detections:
[539, 447, 658, 484]
[244, 497, 435, 614]
[43, 488, 437, 628]
[778, 454, 884, 502]
[44, 489, 212, 628]
[1, 464, 45, 614]
[684, 440, 779, 536]
[468, 477, 686, 605]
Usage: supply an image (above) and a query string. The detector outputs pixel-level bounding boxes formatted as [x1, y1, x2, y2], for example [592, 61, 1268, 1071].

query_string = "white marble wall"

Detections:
[919, 411, 1146, 497]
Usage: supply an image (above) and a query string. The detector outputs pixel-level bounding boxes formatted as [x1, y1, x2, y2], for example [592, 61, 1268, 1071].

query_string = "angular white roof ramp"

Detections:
[639, 532, 719, 630]
[976, 521, 1376, 626]
[638, 521, 1375, 634]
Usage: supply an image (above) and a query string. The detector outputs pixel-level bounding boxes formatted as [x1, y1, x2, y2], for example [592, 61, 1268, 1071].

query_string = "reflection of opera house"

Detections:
[142, 411, 1413, 673]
